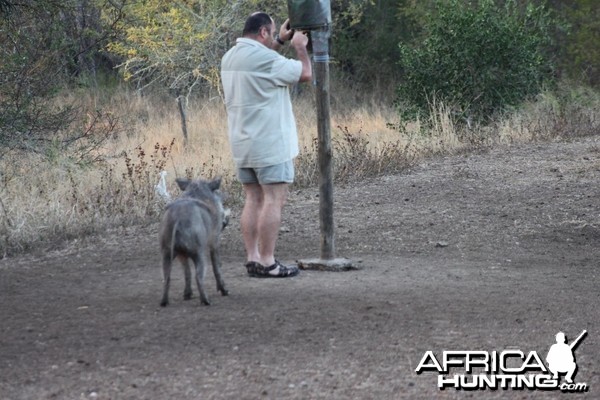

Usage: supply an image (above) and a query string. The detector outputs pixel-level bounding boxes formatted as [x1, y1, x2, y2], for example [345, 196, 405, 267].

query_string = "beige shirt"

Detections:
[221, 38, 303, 168]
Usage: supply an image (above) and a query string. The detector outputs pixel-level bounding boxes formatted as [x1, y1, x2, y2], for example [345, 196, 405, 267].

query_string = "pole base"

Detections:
[297, 258, 358, 272]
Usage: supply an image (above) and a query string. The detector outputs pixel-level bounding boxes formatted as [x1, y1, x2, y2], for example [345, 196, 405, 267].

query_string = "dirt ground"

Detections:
[1, 137, 599, 400]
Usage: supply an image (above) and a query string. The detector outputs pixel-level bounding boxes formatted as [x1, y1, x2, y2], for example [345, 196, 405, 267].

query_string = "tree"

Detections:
[0, 0, 120, 161]
[396, 0, 557, 125]
[104, 0, 266, 144]
[1, 1, 76, 157]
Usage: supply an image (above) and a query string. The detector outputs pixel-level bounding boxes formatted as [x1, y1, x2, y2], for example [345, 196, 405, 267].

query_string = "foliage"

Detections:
[293, 124, 416, 188]
[1, 0, 597, 165]
[104, 0, 263, 96]
[562, 0, 600, 86]
[521, 81, 600, 140]
[0, 0, 122, 162]
[331, 0, 441, 92]
[396, 0, 557, 125]
[0, 138, 175, 255]
[104, 0, 390, 96]
[0, 1, 71, 155]
[329, 0, 377, 81]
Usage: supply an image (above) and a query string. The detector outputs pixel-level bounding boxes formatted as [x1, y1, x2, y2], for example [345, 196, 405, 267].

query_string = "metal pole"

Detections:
[312, 28, 335, 260]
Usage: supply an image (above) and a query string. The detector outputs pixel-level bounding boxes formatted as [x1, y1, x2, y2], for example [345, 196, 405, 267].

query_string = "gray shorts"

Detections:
[237, 160, 295, 184]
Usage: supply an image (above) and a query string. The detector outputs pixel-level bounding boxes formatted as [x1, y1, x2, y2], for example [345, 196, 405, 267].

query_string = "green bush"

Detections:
[396, 0, 557, 125]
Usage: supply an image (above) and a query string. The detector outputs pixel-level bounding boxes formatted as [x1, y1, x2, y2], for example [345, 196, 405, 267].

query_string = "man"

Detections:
[221, 12, 312, 278]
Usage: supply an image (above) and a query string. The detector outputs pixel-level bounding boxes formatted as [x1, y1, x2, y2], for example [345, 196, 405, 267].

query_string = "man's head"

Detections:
[556, 332, 566, 343]
[243, 12, 276, 47]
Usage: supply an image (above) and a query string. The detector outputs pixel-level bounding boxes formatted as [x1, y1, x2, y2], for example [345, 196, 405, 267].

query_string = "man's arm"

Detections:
[290, 31, 312, 83]
[271, 18, 291, 51]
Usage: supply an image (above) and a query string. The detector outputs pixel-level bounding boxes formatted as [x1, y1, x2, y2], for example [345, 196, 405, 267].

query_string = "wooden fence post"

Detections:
[297, 28, 355, 271]
[313, 29, 335, 260]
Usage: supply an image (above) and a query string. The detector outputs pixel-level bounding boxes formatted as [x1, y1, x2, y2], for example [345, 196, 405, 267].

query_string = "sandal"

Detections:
[246, 260, 299, 278]
[245, 261, 262, 276]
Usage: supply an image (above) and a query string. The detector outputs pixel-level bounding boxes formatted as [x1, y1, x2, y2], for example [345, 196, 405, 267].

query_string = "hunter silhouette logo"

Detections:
[415, 330, 589, 392]
[546, 330, 587, 384]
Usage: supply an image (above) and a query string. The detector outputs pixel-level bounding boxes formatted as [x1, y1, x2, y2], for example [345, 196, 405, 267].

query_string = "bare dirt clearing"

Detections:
[1, 137, 599, 399]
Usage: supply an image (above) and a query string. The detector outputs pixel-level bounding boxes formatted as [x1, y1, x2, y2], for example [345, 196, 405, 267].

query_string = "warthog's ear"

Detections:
[175, 178, 190, 191]
[208, 177, 222, 191]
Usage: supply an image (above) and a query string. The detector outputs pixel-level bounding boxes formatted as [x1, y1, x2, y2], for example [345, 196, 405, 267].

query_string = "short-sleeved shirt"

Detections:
[221, 38, 303, 168]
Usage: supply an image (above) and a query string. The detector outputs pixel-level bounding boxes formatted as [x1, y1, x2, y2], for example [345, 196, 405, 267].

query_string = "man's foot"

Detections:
[245, 260, 299, 278]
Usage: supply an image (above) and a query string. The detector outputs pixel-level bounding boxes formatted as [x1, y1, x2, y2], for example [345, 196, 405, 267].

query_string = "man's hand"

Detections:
[290, 30, 309, 50]
[279, 19, 294, 42]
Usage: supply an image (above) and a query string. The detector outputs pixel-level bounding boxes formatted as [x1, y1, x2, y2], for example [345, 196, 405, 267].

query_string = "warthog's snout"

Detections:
[222, 208, 231, 230]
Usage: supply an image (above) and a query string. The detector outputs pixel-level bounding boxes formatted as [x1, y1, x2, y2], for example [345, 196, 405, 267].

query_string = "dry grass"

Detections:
[0, 83, 598, 256]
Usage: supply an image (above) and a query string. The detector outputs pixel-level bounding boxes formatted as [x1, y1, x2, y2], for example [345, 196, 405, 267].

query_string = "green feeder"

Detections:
[287, 0, 331, 30]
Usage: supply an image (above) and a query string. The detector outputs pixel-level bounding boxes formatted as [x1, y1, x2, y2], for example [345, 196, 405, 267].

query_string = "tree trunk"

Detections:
[176, 92, 189, 146]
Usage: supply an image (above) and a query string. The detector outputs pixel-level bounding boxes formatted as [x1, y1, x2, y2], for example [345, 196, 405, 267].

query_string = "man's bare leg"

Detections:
[242, 182, 297, 277]
[241, 183, 263, 263]
[257, 183, 288, 267]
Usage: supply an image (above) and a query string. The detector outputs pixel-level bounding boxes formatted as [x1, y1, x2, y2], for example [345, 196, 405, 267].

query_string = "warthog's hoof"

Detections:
[160, 300, 168, 307]
[201, 298, 211, 306]
[183, 292, 192, 301]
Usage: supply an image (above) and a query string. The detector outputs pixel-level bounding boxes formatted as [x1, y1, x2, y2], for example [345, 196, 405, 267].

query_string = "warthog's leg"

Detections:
[160, 253, 173, 307]
[210, 247, 228, 296]
[181, 258, 193, 300]
[192, 253, 210, 305]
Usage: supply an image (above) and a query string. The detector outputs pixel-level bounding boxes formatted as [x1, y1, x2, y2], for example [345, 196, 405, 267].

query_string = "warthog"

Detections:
[159, 177, 229, 306]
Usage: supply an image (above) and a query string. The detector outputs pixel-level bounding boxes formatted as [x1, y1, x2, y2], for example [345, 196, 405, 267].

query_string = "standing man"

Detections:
[221, 12, 312, 277]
